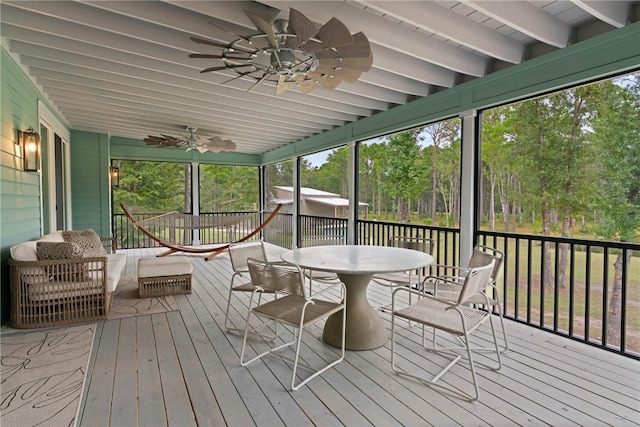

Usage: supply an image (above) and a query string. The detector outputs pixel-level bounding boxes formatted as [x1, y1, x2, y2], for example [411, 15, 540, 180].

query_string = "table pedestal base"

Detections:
[323, 273, 387, 350]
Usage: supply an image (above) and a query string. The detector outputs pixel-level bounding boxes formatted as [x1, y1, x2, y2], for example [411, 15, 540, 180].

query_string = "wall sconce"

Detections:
[110, 165, 120, 188]
[20, 126, 41, 172]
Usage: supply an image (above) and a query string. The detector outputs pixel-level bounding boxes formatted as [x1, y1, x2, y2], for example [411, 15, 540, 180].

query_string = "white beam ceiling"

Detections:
[0, 0, 635, 155]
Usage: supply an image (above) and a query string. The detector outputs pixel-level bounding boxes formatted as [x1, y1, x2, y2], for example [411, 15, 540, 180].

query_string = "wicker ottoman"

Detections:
[137, 256, 193, 298]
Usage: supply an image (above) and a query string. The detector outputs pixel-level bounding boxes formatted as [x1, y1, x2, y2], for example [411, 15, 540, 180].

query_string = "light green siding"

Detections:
[0, 48, 44, 319]
[70, 130, 111, 236]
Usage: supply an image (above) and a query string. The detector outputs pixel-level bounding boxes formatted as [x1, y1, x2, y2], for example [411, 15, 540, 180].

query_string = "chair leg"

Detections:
[223, 283, 236, 331]
[292, 303, 346, 391]
[229, 287, 274, 339]
[391, 311, 501, 401]
[492, 296, 509, 353]
[462, 330, 480, 401]
[240, 320, 293, 367]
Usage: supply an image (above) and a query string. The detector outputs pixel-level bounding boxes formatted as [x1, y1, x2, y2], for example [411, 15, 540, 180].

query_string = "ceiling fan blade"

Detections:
[220, 70, 262, 85]
[336, 69, 362, 83]
[307, 71, 342, 90]
[315, 53, 373, 73]
[276, 75, 296, 95]
[244, 10, 278, 50]
[200, 63, 255, 73]
[286, 8, 318, 50]
[205, 137, 236, 152]
[188, 53, 251, 60]
[205, 20, 260, 51]
[247, 73, 271, 92]
[312, 67, 361, 82]
[298, 78, 316, 94]
[190, 37, 255, 54]
[144, 141, 165, 146]
[315, 32, 372, 61]
[316, 17, 353, 49]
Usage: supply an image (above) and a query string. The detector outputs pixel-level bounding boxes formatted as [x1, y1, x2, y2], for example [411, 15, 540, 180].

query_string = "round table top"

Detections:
[281, 245, 433, 275]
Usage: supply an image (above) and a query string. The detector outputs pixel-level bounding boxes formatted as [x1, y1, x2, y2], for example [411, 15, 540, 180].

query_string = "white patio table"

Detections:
[281, 245, 433, 350]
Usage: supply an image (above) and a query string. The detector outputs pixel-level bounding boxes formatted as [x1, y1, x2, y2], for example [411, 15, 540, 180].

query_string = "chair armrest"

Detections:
[308, 280, 346, 300]
[429, 264, 468, 274]
[391, 283, 460, 308]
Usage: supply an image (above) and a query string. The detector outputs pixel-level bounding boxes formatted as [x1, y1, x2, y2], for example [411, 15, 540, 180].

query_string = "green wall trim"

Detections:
[261, 22, 640, 164]
[70, 130, 111, 236]
[110, 136, 262, 166]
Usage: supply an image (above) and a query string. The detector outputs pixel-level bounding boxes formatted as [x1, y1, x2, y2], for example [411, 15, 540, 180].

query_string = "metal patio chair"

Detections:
[240, 258, 346, 391]
[422, 244, 508, 353]
[391, 260, 501, 401]
[223, 240, 272, 334]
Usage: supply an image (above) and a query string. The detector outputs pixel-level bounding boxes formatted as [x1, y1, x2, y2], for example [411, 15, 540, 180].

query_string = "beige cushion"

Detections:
[36, 241, 84, 260]
[39, 231, 64, 242]
[86, 253, 127, 293]
[36, 241, 89, 281]
[138, 256, 193, 278]
[62, 229, 107, 257]
[10, 241, 38, 262]
[28, 280, 105, 301]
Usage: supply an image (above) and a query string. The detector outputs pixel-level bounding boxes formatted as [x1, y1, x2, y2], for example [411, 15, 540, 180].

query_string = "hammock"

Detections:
[120, 203, 282, 260]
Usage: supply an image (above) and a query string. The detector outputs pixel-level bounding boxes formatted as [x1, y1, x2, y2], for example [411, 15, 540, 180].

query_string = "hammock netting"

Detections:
[121, 204, 282, 260]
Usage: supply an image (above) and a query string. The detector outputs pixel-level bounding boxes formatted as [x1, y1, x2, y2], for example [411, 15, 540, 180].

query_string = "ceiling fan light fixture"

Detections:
[190, 8, 372, 95]
[143, 126, 236, 154]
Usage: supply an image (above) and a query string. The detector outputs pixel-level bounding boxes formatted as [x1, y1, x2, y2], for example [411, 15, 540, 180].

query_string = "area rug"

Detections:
[107, 276, 179, 320]
[0, 324, 95, 427]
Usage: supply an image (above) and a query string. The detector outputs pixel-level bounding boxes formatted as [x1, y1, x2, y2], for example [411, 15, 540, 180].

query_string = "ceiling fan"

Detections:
[143, 127, 236, 154]
[189, 8, 373, 95]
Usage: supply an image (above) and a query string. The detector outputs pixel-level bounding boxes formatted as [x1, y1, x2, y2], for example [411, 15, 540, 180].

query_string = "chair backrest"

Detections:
[388, 236, 435, 255]
[229, 241, 267, 272]
[247, 259, 306, 297]
[468, 245, 504, 284]
[457, 260, 495, 304]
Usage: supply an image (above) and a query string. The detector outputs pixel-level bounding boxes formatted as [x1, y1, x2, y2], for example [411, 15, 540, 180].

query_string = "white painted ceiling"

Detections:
[1, 1, 638, 155]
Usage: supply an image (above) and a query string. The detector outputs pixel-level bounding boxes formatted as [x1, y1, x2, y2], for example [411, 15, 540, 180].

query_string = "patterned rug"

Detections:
[0, 324, 96, 427]
[108, 276, 179, 320]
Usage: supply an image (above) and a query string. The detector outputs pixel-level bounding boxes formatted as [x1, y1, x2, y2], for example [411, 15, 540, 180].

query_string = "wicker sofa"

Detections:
[8, 230, 127, 328]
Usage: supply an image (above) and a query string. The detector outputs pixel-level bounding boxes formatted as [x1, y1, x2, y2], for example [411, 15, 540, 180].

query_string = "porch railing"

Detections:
[113, 210, 639, 359]
[113, 210, 260, 249]
[478, 231, 639, 358]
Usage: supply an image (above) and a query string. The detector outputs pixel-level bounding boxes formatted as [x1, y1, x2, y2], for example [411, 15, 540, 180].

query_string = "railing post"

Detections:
[192, 162, 200, 246]
[348, 141, 357, 245]
[459, 109, 477, 267]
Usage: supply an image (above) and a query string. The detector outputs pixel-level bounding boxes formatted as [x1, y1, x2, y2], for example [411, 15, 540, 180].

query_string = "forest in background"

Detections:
[115, 72, 639, 247]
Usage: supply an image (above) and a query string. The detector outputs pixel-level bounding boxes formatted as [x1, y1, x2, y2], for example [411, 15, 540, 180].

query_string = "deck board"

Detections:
[152, 313, 197, 427]
[71, 245, 640, 427]
[137, 315, 168, 426]
[110, 317, 138, 426]
[165, 309, 227, 426]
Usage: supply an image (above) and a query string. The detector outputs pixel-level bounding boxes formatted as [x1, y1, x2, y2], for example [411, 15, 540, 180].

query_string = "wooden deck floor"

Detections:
[77, 245, 640, 426]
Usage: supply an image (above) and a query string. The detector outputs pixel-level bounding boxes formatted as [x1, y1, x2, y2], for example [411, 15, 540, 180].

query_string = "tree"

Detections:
[114, 160, 188, 213]
[511, 89, 596, 288]
[435, 139, 461, 227]
[423, 120, 459, 225]
[359, 142, 390, 217]
[200, 164, 259, 211]
[384, 129, 424, 222]
[590, 75, 640, 346]
[481, 108, 517, 231]
[309, 148, 349, 196]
